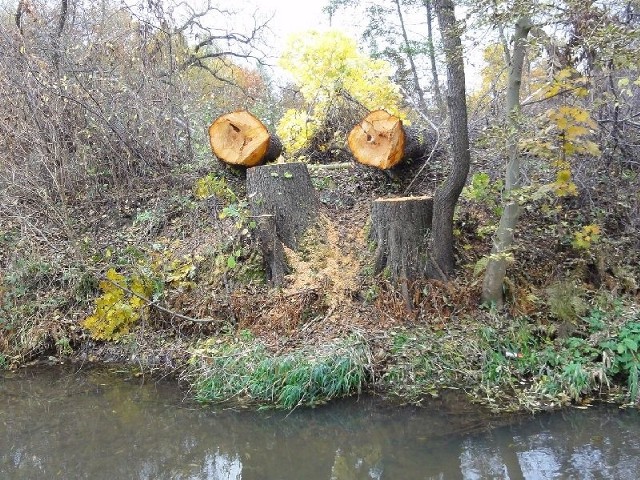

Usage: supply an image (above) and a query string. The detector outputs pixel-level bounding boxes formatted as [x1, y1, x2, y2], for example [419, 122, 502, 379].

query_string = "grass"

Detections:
[187, 331, 372, 409]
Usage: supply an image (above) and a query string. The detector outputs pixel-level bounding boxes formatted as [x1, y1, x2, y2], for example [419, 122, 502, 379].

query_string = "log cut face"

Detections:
[348, 110, 406, 169]
[208, 111, 281, 167]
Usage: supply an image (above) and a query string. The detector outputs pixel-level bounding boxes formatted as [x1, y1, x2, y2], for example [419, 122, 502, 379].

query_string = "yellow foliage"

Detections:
[277, 30, 405, 153]
[276, 109, 319, 153]
[572, 224, 601, 250]
[553, 169, 578, 197]
[83, 268, 152, 341]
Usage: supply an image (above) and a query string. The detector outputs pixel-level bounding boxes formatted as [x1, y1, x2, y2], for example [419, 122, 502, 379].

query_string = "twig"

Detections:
[102, 276, 218, 324]
[399, 86, 441, 195]
[306, 162, 354, 170]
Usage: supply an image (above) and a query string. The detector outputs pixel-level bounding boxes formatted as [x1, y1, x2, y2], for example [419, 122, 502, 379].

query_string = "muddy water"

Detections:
[2, 365, 640, 479]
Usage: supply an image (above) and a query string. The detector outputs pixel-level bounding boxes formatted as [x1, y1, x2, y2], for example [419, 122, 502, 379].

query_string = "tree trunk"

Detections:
[209, 110, 283, 167]
[348, 110, 428, 169]
[423, 0, 445, 113]
[370, 196, 433, 307]
[393, 0, 427, 112]
[429, 0, 471, 279]
[246, 163, 319, 285]
[482, 17, 532, 307]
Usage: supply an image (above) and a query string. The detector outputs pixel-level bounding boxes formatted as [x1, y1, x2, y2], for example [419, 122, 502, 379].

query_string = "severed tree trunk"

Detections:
[246, 163, 319, 285]
[370, 196, 433, 307]
[348, 110, 427, 169]
[429, 0, 471, 279]
[209, 110, 282, 167]
[482, 17, 532, 307]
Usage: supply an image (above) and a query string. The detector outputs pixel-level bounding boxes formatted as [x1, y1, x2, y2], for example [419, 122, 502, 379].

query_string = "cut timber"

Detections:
[348, 110, 424, 169]
[209, 110, 282, 167]
[370, 196, 433, 306]
[246, 163, 319, 285]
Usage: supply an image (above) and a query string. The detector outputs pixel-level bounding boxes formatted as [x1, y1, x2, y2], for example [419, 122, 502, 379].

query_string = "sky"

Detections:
[244, 0, 360, 57]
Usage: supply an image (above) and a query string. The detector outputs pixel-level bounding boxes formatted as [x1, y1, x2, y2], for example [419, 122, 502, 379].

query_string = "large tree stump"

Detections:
[246, 163, 319, 285]
[209, 110, 283, 167]
[370, 196, 433, 306]
[348, 110, 427, 169]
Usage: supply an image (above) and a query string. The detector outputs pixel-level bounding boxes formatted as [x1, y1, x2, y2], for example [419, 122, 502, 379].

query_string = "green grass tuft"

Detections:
[187, 332, 371, 409]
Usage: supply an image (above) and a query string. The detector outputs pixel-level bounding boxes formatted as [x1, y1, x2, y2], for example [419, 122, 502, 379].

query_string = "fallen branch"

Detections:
[102, 276, 218, 324]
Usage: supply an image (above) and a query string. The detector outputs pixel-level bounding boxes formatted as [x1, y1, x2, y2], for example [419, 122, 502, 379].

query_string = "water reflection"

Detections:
[1, 366, 640, 479]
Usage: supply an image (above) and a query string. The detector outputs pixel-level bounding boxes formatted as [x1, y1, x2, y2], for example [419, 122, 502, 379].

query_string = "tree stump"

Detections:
[208, 110, 283, 167]
[347, 110, 427, 169]
[246, 163, 319, 285]
[370, 196, 433, 307]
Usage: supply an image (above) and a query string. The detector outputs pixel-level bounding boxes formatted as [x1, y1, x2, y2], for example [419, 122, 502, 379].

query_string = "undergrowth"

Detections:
[381, 301, 640, 411]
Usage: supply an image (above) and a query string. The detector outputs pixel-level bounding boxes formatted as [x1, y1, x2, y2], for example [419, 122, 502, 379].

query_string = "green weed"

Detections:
[187, 332, 371, 409]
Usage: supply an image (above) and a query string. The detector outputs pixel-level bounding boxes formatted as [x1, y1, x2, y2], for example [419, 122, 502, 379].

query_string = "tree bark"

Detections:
[393, 0, 427, 112]
[482, 16, 532, 307]
[423, 0, 445, 113]
[209, 111, 283, 167]
[246, 163, 319, 285]
[370, 196, 433, 307]
[429, 0, 471, 279]
[348, 110, 428, 169]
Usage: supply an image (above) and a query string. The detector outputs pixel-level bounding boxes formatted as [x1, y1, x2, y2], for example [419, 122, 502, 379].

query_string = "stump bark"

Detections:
[348, 110, 427, 169]
[246, 163, 319, 285]
[370, 196, 433, 306]
[209, 110, 282, 167]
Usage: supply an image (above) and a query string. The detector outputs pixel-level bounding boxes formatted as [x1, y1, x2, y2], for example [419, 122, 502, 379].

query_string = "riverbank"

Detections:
[8, 295, 639, 413]
[2, 162, 639, 413]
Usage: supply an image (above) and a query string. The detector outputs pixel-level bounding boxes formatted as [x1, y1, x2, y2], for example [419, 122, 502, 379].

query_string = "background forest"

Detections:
[0, 0, 639, 411]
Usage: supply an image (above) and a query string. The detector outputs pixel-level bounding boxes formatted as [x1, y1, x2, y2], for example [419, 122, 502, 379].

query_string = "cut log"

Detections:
[348, 110, 425, 169]
[246, 163, 319, 285]
[208, 110, 283, 167]
[370, 196, 433, 306]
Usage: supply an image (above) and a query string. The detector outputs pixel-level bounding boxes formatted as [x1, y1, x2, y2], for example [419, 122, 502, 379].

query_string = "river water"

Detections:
[2, 365, 640, 479]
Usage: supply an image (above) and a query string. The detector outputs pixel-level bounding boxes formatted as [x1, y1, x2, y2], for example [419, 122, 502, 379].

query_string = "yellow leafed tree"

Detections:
[276, 30, 406, 157]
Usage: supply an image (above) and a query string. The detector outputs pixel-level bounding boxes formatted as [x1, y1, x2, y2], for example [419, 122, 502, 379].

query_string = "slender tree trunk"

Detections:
[424, 0, 444, 113]
[394, 0, 427, 111]
[481, 17, 532, 306]
[428, 0, 471, 279]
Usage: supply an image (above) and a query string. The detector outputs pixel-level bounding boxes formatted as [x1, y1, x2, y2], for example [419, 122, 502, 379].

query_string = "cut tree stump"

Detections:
[348, 110, 427, 169]
[246, 163, 319, 285]
[208, 110, 283, 167]
[370, 196, 433, 307]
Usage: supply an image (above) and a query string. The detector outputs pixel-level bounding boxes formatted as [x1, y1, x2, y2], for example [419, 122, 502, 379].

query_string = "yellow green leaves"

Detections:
[572, 224, 601, 250]
[277, 109, 318, 153]
[553, 169, 578, 197]
[541, 67, 589, 99]
[82, 268, 152, 341]
[276, 30, 405, 154]
[193, 174, 236, 203]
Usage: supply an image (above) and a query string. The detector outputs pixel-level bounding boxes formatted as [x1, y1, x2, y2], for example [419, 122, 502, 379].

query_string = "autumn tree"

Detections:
[470, 0, 640, 305]
[325, 0, 444, 113]
[481, 16, 532, 306]
[276, 30, 406, 161]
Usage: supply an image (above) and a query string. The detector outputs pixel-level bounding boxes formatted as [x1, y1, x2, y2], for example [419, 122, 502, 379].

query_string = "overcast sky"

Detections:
[245, 0, 360, 56]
